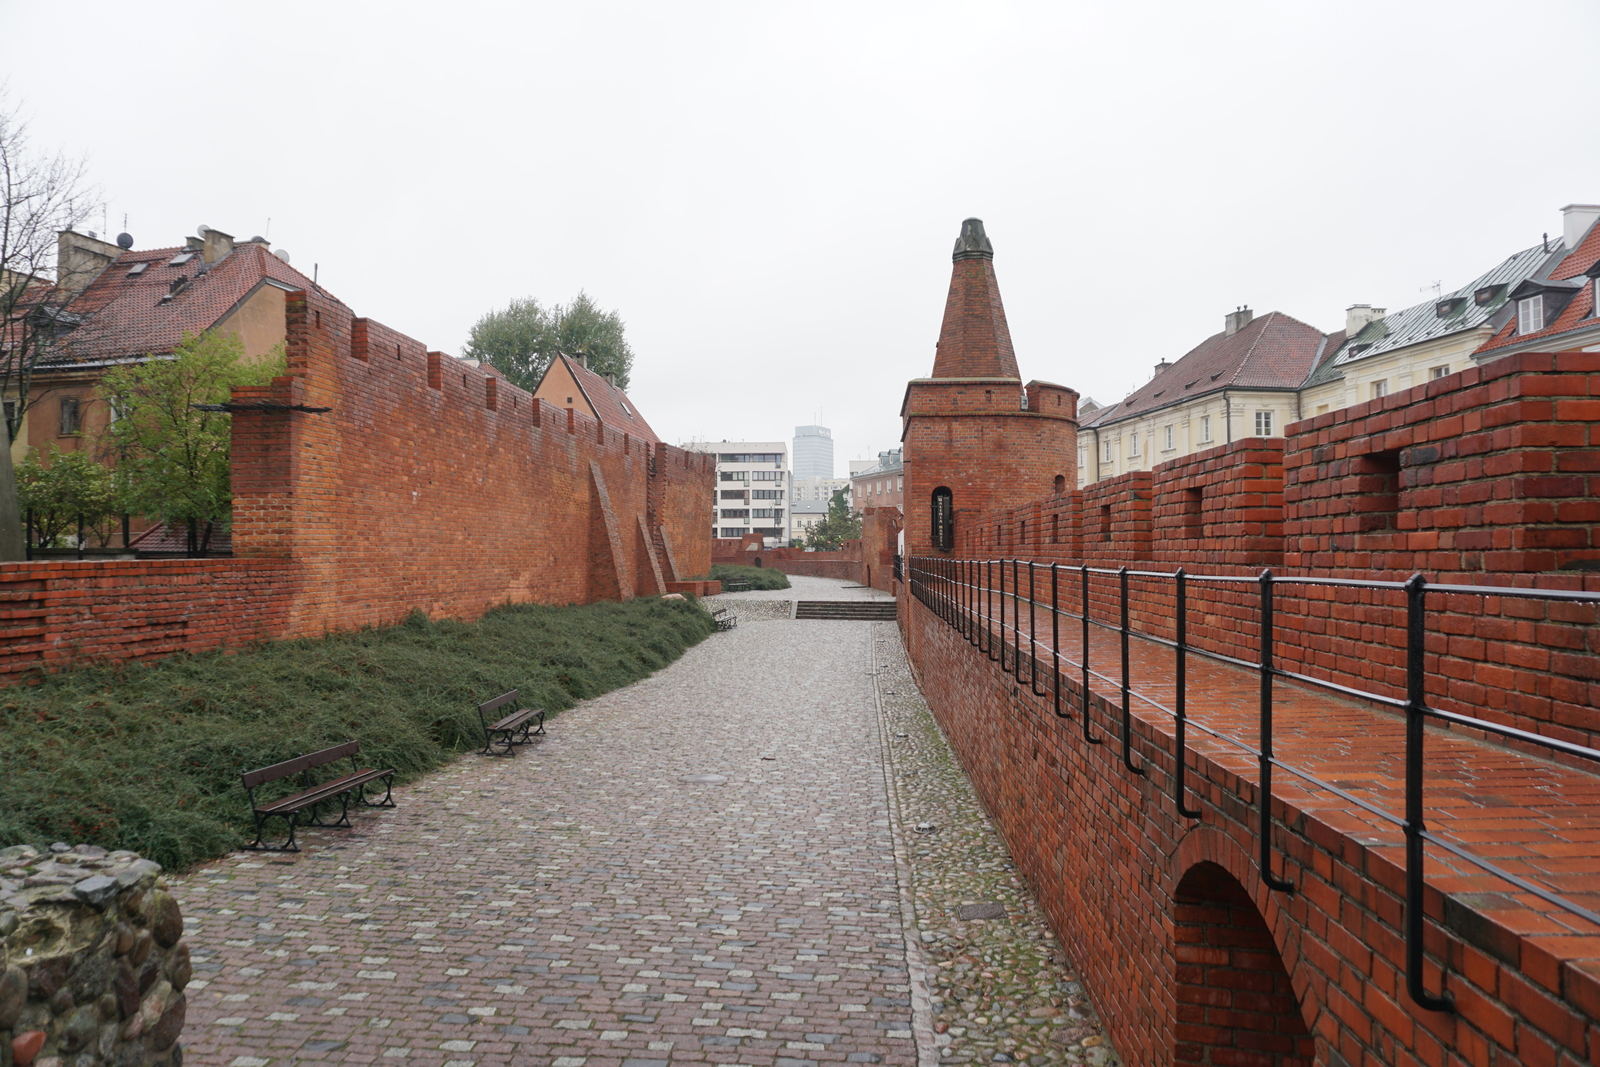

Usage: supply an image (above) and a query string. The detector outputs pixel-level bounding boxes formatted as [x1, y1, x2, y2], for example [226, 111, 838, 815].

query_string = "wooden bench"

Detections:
[711, 606, 738, 632]
[478, 689, 546, 757]
[723, 580, 751, 592]
[240, 741, 395, 852]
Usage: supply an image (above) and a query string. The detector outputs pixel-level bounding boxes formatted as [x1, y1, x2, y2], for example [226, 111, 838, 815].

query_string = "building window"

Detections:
[1430, 365, 1450, 380]
[752, 509, 775, 519]
[751, 470, 782, 481]
[720, 509, 749, 520]
[59, 397, 81, 436]
[752, 489, 782, 500]
[1593, 278, 1600, 316]
[931, 487, 954, 552]
[1103, 438, 1113, 463]
[1518, 294, 1544, 334]
[1129, 434, 1139, 458]
[720, 489, 746, 500]
[1372, 380, 1389, 399]
[720, 471, 748, 482]
[1163, 425, 1174, 451]
[1254, 411, 1273, 436]
[1200, 415, 1211, 442]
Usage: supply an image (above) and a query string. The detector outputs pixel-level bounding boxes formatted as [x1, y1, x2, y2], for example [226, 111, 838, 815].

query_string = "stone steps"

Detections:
[794, 600, 898, 621]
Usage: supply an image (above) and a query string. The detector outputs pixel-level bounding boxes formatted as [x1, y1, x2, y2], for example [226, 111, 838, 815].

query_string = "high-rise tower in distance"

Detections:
[792, 424, 835, 480]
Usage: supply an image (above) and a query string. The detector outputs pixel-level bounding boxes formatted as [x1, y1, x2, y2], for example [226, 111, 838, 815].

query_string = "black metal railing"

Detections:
[906, 555, 1600, 1014]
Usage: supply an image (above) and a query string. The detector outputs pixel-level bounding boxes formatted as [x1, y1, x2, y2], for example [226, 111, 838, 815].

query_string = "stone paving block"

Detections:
[170, 582, 1110, 1065]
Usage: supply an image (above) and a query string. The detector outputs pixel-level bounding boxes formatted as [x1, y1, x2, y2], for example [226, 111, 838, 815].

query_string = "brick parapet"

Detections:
[901, 596, 1597, 1067]
[0, 288, 713, 682]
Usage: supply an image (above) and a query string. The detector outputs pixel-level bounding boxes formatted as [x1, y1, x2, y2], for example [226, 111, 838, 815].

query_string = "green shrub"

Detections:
[710, 563, 791, 591]
[0, 597, 712, 869]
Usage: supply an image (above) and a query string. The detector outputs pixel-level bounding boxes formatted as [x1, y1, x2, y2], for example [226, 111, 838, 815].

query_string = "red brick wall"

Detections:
[0, 289, 712, 683]
[901, 597, 1594, 1067]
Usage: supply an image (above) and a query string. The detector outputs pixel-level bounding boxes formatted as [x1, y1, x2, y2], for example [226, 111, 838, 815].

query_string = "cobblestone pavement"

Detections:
[170, 580, 1114, 1067]
[703, 575, 894, 604]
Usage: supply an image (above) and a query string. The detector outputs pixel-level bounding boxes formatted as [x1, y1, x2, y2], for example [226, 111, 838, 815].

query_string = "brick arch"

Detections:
[1171, 850, 1316, 1067]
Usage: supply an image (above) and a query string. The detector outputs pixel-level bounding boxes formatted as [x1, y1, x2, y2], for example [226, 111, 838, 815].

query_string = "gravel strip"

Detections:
[870, 623, 1121, 1067]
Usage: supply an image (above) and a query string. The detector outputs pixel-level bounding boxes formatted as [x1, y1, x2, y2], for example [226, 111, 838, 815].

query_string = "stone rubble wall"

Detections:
[1, 845, 188, 1067]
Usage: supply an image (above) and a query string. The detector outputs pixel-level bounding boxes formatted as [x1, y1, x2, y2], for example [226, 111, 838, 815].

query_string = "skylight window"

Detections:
[127, 262, 149, 277]
[168, 252, 196, 266]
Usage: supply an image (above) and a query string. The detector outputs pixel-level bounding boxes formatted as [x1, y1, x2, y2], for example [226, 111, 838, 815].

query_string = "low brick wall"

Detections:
[2, 844, 188, 1066]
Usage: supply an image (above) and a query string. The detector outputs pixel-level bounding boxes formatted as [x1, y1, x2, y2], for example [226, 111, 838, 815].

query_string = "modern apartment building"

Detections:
[792, 424, 835, 480]
[682, 440, 790, 546]
[790, 474, 852, 542]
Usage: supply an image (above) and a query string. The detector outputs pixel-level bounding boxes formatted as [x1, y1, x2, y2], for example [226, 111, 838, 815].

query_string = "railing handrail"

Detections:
[903, 554, 1600, 1015]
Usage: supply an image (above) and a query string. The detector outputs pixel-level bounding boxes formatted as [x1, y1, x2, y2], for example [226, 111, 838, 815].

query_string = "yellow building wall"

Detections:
[1298, 328, 1489, 417]
[1080, 390, 1299, 487]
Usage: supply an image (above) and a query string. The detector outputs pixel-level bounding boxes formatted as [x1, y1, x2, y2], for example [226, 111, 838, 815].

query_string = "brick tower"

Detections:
[902, 219, 1079, 555]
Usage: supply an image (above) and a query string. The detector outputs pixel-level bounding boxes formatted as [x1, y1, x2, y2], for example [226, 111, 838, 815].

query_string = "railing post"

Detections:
[1119, 567, 1144, 775]
[999, 558, 1011, 675]
[25, 509, 34, 561]
[1174, 568, 1201, 818]
[985, 560, 997, 662]
[1258, 569, 1294, 892]
[1404, 573, 1454, 1012]
[1029, 561, 1045, 695]
[77, 514, 85, 560]
[1082, 564, 1101, 744]
[1052, 563, 1068, 718]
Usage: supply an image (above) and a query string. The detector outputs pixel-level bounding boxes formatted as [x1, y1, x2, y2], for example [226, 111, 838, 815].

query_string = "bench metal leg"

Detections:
[244, 810, 300, 853]
[358, 774, 396, 808]
[302, 791, 353, 829]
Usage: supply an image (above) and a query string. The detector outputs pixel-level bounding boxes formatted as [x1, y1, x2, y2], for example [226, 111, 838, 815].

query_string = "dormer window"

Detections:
[1435, 296, 1465, 318]
[1518, 294, 1545, 334]
[1474, 284, 1505, 307]
[1593, 277, 1600, 318]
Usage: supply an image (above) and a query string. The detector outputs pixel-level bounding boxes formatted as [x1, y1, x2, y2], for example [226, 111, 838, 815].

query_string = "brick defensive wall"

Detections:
[0, 287, 712, 681]
[898, 219, 1600, 1066]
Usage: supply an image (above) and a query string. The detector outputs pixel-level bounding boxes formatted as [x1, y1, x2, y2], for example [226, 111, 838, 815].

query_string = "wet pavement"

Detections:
[171, 577, 1112, 1067]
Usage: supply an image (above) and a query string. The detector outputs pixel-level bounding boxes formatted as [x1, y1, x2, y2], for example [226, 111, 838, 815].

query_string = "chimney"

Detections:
[1224, 306, 1253, 336]
[185, 235, 204, 252]
[202, 227, 235, 264]
[1561, 204, 1600, 250]
[55, 230, 123, 298]
[1345, 304, 1386, 337]
[1152, 359, 1174, 379]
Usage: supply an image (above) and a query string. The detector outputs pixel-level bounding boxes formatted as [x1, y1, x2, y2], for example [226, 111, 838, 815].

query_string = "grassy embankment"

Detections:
[0, 598, 713, 869]
[709, 563, 792, 591]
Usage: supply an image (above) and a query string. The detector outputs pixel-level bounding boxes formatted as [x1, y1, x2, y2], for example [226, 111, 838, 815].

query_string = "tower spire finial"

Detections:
[952, 218, 994, 261]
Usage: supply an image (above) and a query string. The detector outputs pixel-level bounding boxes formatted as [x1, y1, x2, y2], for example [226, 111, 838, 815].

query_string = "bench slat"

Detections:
[254, 767, 393, 815]
[490, 708, 541, 732]
[242, 741, 361, 790]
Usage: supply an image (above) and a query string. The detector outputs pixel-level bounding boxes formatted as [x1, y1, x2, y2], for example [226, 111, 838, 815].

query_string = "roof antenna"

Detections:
[1543, 232, 1550, 252]
[266, 217, 271, 241]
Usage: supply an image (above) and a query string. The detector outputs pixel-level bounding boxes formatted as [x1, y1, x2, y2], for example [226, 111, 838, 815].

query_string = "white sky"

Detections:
[4, 0, 1598, 478]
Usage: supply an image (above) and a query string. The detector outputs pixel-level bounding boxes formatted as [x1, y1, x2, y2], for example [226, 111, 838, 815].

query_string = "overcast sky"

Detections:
[4, 0, 1598, 477]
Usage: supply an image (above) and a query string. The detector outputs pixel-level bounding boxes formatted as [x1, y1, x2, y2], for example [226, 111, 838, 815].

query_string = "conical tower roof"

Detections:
[930, 218, 1020, 380]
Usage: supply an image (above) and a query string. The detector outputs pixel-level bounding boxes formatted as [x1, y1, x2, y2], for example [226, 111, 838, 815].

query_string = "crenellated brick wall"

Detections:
[0, 289, 712, 683]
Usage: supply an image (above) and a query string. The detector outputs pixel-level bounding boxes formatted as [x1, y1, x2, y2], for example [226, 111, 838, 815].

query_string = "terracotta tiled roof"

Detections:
[1476, 221, 1600, 355]
[42, 241, 325, 366]
[556, 354, 660, 444]
[1084, 312, 1327, 428]
[128, 520, 232, 556]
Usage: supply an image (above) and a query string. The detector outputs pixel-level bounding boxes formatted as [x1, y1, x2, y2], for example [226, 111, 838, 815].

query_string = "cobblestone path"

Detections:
[172, 578, 1113, 1067]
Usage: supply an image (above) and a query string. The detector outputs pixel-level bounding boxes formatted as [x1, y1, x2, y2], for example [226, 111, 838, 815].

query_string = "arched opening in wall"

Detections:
[1173, 862, 1313, 1067]
[932, 487, 954, 552]
[1054, 474, 1066, 494]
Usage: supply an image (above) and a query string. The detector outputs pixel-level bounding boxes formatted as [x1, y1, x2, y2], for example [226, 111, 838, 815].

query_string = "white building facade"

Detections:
[682, 440, 791, 546]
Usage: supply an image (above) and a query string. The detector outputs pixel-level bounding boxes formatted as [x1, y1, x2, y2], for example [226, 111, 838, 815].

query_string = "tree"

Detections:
[803, 489, 863, 551]
[0, 92, 98, 560]
[461, 290, 634, 393]
[15, 444, 119, 548]
[99, 332, 285, 556]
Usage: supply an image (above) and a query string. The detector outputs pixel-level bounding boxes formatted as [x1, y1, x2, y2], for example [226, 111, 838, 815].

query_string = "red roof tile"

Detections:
[553, 354, 660, 444]
[1085, 311, 1327, 428]
[1476, 221, 1600, 355]
[44, 241, 326, 366]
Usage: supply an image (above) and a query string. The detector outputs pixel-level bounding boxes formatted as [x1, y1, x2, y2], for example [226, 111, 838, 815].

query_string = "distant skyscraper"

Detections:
[793, 425, 834, 480]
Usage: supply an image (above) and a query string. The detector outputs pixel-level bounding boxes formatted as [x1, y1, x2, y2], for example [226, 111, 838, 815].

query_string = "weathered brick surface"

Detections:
[0, 290, 712, 682]
[900, 593, 1599, 1067]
